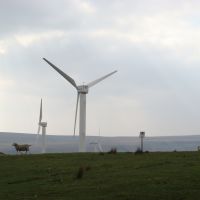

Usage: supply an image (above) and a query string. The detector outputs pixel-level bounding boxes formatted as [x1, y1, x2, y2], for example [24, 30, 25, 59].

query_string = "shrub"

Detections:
[85, 166, 91, 171]
[108, 148, 117, 154]
[76, 166, 91, 179]
[76, 167, 84, 179]
[135, 147, 143, 155]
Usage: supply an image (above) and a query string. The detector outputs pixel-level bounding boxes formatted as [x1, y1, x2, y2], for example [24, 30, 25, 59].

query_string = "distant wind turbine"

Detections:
[37, 98, 47, 153]
[43, 58, 117, 152]
[90, 128, 103, 153]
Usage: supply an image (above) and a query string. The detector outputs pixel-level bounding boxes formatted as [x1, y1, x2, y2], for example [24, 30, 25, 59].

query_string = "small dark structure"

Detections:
[12, 143, 31, 153]
[135, 147, 143, 154]
[108, 148, 117, 154]
[139, 131, 145, 152]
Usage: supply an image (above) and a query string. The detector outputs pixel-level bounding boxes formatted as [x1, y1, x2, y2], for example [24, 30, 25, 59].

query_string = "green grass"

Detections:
[1, 152, 200, 200]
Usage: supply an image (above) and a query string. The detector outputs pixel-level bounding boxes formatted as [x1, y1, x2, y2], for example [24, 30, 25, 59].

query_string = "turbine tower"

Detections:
[43, 58, 117, 152]
[37, 99, 47, 153]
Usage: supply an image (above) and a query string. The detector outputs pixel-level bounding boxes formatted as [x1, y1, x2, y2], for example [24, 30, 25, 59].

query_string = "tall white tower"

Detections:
[40, 122, 47, 153]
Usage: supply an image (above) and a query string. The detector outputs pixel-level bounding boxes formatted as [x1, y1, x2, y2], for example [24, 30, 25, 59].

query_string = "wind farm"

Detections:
[2, 1, 200, 200]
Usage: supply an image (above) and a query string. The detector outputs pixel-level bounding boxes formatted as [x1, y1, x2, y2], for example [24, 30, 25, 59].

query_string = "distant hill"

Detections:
[1, 132, 200, 154]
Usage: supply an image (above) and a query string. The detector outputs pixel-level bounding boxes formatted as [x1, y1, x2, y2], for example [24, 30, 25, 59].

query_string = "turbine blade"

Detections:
[73, 93, 80, 136]
[87, 70, 117, 88]
[37, 99, 42, 135]
[98, 143, 103, 152]
[37, 125, 41, 134]
[43, 58, 77, 89]
[35, 129, 40, 146]
[39, 98, 42, 124]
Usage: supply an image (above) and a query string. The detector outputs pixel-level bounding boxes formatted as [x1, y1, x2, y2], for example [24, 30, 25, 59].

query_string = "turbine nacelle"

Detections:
[39, 122, 47, 127]
[77, 85, 89, 94]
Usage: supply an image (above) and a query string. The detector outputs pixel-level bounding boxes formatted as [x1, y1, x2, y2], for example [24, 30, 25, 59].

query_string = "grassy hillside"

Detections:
[1, 152, 200, 200]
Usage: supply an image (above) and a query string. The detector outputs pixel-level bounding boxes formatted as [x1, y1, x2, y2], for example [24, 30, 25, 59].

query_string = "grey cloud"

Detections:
[1, 0, 200, 135]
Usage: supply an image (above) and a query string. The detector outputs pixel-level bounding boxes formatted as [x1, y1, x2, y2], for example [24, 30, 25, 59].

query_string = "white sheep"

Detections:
[12, 143, 31, 154]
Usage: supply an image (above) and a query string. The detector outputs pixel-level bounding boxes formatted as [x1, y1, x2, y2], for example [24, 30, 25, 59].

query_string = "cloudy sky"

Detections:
[1, 0, 200, 136]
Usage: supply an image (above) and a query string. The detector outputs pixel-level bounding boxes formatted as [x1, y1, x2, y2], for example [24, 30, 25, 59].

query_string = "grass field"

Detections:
[1, 152, 200, 200]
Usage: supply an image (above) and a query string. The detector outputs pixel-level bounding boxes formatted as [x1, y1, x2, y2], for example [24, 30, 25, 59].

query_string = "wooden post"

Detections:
[139, 131, 145, 152]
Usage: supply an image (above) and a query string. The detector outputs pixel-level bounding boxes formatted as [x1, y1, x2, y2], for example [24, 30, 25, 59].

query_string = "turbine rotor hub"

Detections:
[40, 122, 47, 127]
[77, 85, 88, 94]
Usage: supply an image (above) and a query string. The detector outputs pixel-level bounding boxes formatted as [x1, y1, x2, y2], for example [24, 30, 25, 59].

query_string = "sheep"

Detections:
[12, 143, 31, 154]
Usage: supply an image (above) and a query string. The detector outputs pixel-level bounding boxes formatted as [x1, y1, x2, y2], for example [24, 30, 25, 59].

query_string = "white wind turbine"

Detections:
[43, 58, 117, 152]
[37, 98, 47, 153]
[90, 128, 103, 152]
[90, 140, 103, 153]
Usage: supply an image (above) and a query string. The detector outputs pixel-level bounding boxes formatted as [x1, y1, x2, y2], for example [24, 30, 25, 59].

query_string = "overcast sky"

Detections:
[1, 0, 200, 136]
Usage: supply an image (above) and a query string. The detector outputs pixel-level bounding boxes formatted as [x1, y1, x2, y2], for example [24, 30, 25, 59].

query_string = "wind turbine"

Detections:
[43, 58, 117, 152]
[37, 98, 47, 153]
[90, 128, 103, 152]
[90, 142, 100, 152]
[90, 141, 103, 153]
